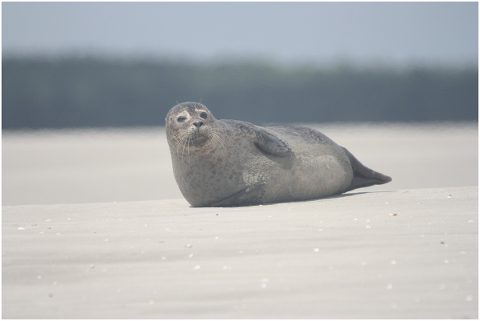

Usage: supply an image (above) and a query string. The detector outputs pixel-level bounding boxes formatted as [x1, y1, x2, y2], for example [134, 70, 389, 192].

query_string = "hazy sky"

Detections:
[2, 2, 478, 66]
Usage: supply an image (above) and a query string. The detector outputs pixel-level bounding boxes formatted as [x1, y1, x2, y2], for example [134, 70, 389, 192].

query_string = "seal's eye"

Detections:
[177, 116, 187, 123]
[199, 112, 208, 119]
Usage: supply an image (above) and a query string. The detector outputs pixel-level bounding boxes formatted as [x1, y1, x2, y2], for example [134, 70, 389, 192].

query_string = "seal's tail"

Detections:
[342, 147, 392, 192]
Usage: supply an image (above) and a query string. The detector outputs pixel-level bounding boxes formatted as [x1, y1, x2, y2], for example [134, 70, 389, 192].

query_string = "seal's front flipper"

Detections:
[253, 127, 292, 157]
[342, 147, 392, 192]
[211, 182, 266, 207]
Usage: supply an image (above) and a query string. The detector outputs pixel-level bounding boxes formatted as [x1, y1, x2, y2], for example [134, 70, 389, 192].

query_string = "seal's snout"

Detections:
[193, 121, 204, 128]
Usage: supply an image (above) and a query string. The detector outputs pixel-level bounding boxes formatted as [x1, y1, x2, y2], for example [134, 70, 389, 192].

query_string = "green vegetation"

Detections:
[2, 56, 477, 129]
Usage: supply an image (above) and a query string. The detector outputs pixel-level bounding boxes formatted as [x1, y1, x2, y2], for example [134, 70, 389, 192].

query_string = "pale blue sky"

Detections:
[3, 2, 478, 66]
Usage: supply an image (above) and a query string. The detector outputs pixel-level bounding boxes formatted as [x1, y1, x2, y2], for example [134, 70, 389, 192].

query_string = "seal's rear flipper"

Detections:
[342, 147, 392, 192]
[211, 182, 267, 207]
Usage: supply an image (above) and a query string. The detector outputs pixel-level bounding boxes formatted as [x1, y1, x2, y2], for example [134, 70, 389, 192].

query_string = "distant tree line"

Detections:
[2, 56, 478, 129]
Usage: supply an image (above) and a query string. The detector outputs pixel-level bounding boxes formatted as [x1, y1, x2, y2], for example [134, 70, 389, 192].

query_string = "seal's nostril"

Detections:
[193, 121, 204, 128]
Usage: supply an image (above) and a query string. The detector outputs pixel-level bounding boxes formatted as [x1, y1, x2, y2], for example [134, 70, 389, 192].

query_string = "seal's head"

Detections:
[166, 102, 224, 158]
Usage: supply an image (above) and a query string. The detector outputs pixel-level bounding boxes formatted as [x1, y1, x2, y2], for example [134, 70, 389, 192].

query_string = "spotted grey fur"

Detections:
[166, 102, 392, 207]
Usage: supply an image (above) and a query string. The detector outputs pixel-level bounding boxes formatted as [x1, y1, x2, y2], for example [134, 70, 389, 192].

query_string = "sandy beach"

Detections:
[3, 187, 477, 318]
[2, 122, 478, 318]
[2, 122, 477, 206]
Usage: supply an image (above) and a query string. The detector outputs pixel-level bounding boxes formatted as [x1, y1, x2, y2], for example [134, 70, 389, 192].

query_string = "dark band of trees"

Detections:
[2, 56, 477, 129]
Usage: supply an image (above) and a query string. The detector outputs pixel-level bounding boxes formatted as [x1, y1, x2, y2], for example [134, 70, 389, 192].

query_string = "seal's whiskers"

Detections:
[176, 131, 191, 160]
[175, 126, 226, 158]
[208, 128, 226, 151]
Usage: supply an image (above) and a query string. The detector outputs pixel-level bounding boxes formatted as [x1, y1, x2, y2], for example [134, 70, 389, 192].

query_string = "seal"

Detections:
[166, 102, 392, 207]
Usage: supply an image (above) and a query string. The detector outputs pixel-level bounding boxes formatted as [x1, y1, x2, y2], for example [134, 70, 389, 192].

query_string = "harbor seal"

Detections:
[166, 102, 392, 207]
